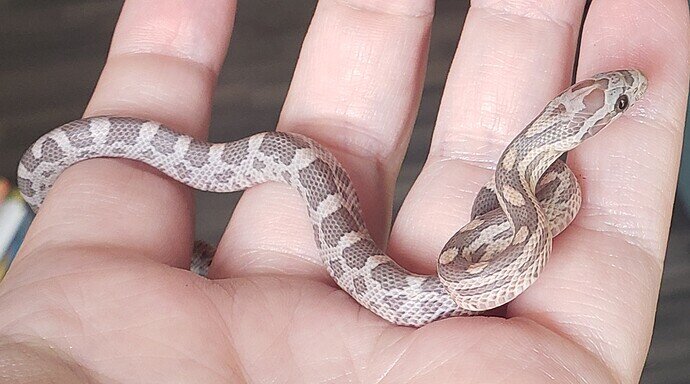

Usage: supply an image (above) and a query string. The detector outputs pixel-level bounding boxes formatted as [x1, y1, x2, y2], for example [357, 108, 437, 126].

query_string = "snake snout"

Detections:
[634, 71, 648, 100]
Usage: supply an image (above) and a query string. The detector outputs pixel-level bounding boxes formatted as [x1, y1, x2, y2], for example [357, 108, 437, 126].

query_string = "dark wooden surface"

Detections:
[1, 1, 688, 382]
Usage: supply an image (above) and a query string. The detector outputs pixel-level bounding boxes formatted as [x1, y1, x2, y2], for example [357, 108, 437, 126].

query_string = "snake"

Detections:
[17, 69, 647, 327]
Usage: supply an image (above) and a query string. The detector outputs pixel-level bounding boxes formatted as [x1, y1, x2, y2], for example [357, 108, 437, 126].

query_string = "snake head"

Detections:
[563, 69, 648, 144]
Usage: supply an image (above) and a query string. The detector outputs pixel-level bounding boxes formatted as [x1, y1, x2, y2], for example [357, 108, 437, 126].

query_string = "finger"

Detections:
[209, 0, 436, 279]
[18, 0, 236, 268]
[389, 1, 587, 271]
[508, 0, 689, 382]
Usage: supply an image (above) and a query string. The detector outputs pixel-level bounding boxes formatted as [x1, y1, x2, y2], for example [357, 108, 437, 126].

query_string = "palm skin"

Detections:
[0, 1, 688, 383]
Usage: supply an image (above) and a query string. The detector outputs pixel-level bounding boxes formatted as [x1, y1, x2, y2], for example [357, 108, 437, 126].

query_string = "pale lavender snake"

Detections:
[17, 70, 647, 326]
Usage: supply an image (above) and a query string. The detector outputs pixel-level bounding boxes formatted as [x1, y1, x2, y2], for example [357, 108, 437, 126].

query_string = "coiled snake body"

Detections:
[17, 70, 647, 326]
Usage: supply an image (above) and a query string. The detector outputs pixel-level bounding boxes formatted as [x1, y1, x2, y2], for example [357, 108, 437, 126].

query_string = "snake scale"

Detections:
[17, 70, 647, 326]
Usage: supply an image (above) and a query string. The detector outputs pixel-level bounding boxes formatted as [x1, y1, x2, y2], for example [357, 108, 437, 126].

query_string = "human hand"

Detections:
[1, 1, 688, 383]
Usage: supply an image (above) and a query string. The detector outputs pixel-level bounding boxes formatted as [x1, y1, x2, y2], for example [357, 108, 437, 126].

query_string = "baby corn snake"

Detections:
[17, 69, 647, 326]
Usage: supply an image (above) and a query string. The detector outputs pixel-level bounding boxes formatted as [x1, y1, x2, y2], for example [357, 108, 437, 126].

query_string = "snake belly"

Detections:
[17, 70, 647, 326]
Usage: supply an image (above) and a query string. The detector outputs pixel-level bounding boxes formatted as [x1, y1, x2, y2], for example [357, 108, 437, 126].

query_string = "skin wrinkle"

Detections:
[288, 120, 393, 168]
[279, 10, 429, 150]
[284, 325, 310, 383]
[334, 0, 434, 18]
[7, 247, 155, 290]
[576, 195, 668, 258]
[474, 3, 578, 33]
[23, 187, 188, 261]
[279, 30, 426, 163]
[571, 124, 675, 255]
[0, 337, 97, 383]
[223, 277, 297, 382]
[109, 51, 221, 81]
[193, 294, 244, 380]
[4, 277, 181, 377]
[532, 348, 586, 383]
[432, 66, 574, 164]
[377, 332, 425, 383]
[326, 325, 365, 383]
[433, 131, 515, 164]
[408, 161, 486, 198]
[231, 248, 325, 275]
[518, 320, 617, 384]
[298, 294, 365, 382]
[121, 336, 224, 378]
[219, 185, 330, 268]
[582, 175, 659, 209]
[590, 198, 664, 234]
[521, 245, 660, 381]
[367, 332, 413, 378]
[109, 0, 235, 72]
[1, 291, 84, 336]
[475, 0, 584, 27]
[570, 216, 665, 272]
[179, 278, 240, 372]
[369, 334, 410, 382]
[408, 317, 608, 382]
[87, 57, 215, 139]
[392, 348, 447, 383]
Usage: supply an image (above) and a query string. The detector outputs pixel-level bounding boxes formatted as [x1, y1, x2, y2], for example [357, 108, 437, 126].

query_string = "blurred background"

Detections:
[0, 1, 688, 382]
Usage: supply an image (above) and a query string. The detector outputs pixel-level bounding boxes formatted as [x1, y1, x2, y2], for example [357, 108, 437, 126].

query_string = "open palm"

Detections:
[1, 1, 688, 383]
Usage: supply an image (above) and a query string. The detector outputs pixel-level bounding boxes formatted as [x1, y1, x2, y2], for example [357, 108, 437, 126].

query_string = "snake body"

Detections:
[17, 70, 647, 326]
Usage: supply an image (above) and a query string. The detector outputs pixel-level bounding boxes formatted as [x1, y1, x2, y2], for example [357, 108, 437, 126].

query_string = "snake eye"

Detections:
[615, 95, 629, 112]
